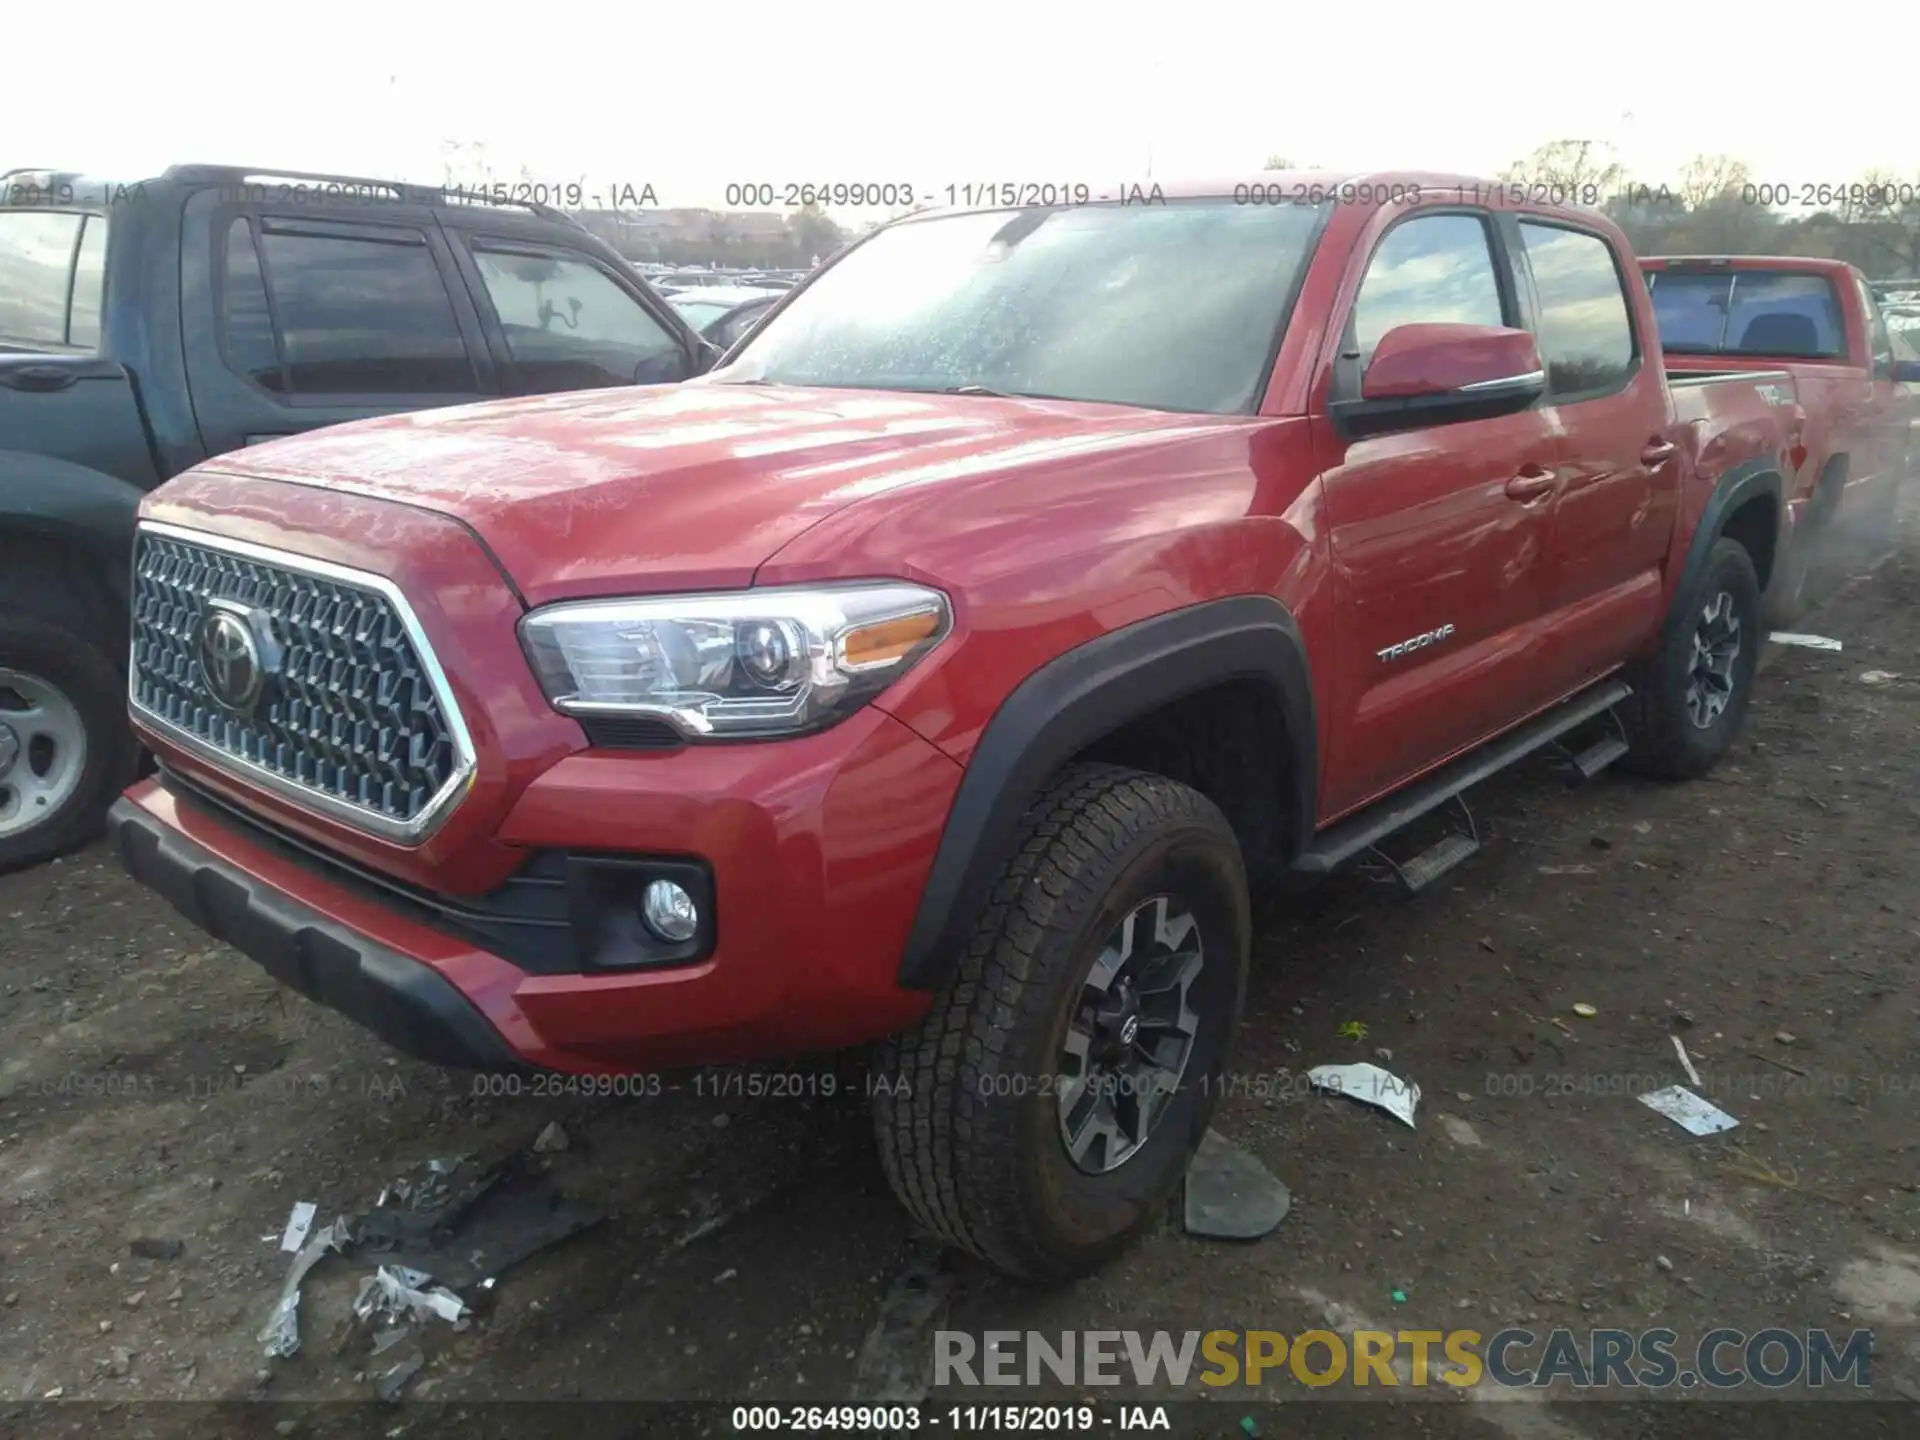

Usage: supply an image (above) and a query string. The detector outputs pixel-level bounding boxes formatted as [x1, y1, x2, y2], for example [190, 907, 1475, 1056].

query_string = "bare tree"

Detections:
[1501, 139, 1626, 203]
[1676, 153, 1751, 212]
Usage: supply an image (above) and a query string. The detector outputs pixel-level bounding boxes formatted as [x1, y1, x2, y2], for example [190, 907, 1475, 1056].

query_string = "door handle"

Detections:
[1641, 439, 1678, 465]
[1505, 467, 1556, 501]
[0, 364, 77, 393]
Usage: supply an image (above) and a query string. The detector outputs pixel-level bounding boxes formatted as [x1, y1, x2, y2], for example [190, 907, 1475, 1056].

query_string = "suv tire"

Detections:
[0, 613, 140, 872]
[872, 763, 1249, 1281]
[1623, 538, 1763, 780]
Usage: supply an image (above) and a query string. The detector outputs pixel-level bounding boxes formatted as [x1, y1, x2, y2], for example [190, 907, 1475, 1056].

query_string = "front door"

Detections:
[1313, 209, 1562, 818]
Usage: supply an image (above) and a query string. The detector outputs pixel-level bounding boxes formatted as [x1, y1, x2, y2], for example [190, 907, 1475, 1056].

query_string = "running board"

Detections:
[1292, 679, 1634, 877]
[1567, 733, 1630, 780]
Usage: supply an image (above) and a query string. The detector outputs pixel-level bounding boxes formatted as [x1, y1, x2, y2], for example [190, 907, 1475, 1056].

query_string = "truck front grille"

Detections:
[129, 523, 474, 842]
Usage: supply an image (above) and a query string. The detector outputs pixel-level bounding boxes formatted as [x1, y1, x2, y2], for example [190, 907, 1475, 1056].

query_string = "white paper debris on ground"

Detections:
[1670, 1035, 1703, 1088]
[1307, 1063, 1420, 1129]
[1769, 633, 1842, 652]
[278, 1201, 318, 1253]
[1639, 1085, 1738, 1136]
[1860, 670, 1901, 686]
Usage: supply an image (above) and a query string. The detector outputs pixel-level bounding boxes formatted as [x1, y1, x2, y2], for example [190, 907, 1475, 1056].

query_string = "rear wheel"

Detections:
[1623, 538, 1762, 780]
[0, 613, 139, 872]
[872, 764, 1249, 1281]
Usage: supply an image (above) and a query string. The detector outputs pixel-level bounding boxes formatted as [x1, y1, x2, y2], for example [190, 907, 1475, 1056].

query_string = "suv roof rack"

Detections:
[159, 163, 591, 236]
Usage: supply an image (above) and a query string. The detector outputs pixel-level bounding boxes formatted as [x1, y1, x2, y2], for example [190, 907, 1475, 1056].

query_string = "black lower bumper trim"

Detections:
[108, 796, 527, 1072]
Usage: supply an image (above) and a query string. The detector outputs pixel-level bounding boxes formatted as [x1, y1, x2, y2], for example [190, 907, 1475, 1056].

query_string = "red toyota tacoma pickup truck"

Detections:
[1642, 255, 1920, 619]
[111, 175, 1804, 1281]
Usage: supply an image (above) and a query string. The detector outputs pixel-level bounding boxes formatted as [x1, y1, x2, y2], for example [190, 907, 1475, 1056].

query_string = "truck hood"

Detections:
[209, 383, 1231, 604]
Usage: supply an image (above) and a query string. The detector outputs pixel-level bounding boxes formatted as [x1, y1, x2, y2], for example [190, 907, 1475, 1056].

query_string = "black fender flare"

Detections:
[897, 595, 1316, 990]
[0, 454, 146, 618]
[1674, 458, 1783, 606]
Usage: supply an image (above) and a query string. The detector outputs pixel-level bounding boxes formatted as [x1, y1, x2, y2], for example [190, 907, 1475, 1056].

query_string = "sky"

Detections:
[8, 1, 1915, 213]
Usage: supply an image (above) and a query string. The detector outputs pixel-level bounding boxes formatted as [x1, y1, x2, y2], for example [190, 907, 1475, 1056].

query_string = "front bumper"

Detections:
[112, 707, 964, 1073]
[110, 796, 523, 1070]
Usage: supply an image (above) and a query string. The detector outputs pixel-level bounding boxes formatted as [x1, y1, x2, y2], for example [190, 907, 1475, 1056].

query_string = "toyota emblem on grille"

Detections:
[197, 603, 267, 712]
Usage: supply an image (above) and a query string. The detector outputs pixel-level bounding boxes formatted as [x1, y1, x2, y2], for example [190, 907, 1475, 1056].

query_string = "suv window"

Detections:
[230, 220, 478, 395]
[1518, 222, 1635, 395]
[1351, 214, 1505, 367]
[0, 210, 104, 350]
[472, 247, 685, 392]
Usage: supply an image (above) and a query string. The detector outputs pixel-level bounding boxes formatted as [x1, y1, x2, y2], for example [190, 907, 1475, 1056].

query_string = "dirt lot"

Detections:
[5, 516, 1920, 1439]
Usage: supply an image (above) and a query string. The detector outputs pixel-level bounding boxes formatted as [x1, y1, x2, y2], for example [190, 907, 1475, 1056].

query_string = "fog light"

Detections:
[641, 878, 699, 942]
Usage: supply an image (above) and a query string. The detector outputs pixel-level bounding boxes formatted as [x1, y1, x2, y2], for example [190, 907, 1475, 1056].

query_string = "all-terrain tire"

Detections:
[872, 763, 1250, 1282]
[0, 612, 140, 872]
[1622, 538, 1763, 781]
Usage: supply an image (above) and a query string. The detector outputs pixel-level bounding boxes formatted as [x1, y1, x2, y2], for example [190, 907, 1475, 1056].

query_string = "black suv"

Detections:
[0, 164, 716, 869]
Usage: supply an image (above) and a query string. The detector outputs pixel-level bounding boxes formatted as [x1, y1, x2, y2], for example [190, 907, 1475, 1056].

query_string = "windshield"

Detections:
[718, 199, 1330, 414]
[1646, 269, 1845, 359]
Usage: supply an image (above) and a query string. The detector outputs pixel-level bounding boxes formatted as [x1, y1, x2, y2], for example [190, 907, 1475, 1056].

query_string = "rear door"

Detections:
[1512, 216, 1675, 695]
[181, 186, 498, 459]
[1313, 207, 1562, 817]
[434, 207, 701, 395]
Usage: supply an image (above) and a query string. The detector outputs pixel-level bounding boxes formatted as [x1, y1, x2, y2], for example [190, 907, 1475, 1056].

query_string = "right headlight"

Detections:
[518, 582, 952, 740]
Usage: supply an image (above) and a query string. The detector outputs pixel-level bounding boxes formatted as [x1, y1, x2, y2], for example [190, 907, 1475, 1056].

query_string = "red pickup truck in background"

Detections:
[1643, 255, 1920, 620]
[112, 176, 1810, 1282]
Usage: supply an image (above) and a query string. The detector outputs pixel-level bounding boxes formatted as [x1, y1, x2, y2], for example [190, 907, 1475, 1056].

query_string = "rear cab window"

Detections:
[0, 208, 108, 352]
[1646, 269, 1845, 359]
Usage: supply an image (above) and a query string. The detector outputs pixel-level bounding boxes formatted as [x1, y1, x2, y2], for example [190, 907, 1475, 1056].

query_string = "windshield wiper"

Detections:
[944, 384, 1011, 397]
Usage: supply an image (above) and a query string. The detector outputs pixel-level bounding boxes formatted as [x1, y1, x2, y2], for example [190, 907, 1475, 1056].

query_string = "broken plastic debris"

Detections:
[1183, 1129, 1291, 1241]
[1770, 632, 1842, 651]
[1860, 670, 1900, 685]
[258, 1216, 351, 1359]
[354, 1152, 604, 1290]
[353, 1265, 470, 1330]
[1539, 865, 1597, 876]
[370, 1325, 414, 1356]
[1670, 1035, 1703, 1088]
[1308, 1063, 1420, 1129]
[279, 1201, 318, 1253]
[1639, 1085, 1738, 1136]
[373, 1349, 425, 1403]
[1571, 1003, 1598, 1019]
[532, 1121, 569, 1153]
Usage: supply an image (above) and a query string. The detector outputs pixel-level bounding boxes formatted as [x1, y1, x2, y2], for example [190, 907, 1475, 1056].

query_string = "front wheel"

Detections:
[0, 613, 140, 872]
[1623, 538, 1763, 781]
[872, 764, 1250, 1282]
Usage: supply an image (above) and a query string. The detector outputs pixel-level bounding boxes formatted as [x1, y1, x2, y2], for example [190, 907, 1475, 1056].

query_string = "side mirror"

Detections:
[1331, 323, 1547, 438]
